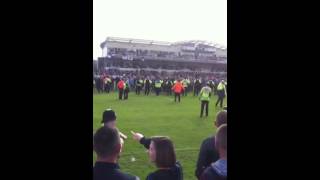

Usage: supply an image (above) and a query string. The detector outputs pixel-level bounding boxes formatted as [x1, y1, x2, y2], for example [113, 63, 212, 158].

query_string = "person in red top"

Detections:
[117, 78, 125, 100]
[171, 79, 185, 103]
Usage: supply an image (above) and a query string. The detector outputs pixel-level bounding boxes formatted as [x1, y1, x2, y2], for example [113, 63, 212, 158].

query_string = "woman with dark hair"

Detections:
[131, 132, 183, 180]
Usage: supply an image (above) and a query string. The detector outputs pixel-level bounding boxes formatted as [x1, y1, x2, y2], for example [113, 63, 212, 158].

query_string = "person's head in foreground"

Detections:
[148, 136, 176, 168]
[102, 109, 116, 129]
[147, 136, 183, 180]
[201, 124, 227, 180]
[93, 127, 122, 162]
[215, 124, 227, 160]
[215, 110, 227, 128]
[93, 127, 139, 180]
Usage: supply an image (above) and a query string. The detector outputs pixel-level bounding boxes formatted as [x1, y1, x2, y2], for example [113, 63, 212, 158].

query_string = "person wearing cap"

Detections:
[102, 109, 127, 140]
[117, 78, 125, 100]
[215, 80, 227, 108]
[199, 83, 212, 118]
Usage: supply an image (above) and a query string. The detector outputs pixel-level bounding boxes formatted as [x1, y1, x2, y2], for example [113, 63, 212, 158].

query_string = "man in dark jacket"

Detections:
[93, 127, 140, 180]
[144, 77, 151, 96]
[195, 110, 227, 179]
[135, 77, 143, 95]
[124, 79, 130, 100]
[194, 78, 202, 96]
[200, 124, 227, 180]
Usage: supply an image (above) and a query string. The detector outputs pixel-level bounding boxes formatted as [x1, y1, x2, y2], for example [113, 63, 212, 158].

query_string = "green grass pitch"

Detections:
[93, 90, 226, 180]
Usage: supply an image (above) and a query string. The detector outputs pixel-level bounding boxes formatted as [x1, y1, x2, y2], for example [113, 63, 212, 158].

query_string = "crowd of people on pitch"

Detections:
[93, 72, 227, 97]
[94, 71, 227, 113]
[93, 109, 227, 180]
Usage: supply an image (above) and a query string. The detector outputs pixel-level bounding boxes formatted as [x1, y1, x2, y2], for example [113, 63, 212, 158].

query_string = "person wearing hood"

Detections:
[200, 124, 227, 180]
[131, 132, 183, 180]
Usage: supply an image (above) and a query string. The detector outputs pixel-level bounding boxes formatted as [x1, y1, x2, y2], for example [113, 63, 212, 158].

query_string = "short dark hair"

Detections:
[151, 137, 176, 168]
[215, 124, 227, 150]
[93, 127, 120, 158]
[216, 110, 227, 127]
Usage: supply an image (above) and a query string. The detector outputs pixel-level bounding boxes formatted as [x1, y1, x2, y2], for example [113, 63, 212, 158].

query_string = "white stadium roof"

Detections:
[105, 37, 172, 46]
[102, 37, 227, 50]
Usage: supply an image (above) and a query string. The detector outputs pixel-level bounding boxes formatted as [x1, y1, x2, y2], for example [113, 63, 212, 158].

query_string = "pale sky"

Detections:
[93, 0, 227, 60]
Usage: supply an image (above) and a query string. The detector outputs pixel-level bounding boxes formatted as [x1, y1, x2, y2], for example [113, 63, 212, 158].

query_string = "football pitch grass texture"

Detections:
[93, 91, 226, 180]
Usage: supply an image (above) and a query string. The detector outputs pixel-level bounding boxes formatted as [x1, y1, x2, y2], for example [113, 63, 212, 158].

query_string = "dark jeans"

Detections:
[124, 90, 129, 100]
[183, 88, 188, 96]
[155, 87, 161, 96]
[200, 100, 209, 117]
[194, 87, 200, 96]
[104, 84, 110, 93]
[145, 86, 150, 95]
[166, 88, 172, 95]
[136, 86, 141, 95]
[215, 90, 225, 107]
[174, 92, 181, 102]
[119, 89, 124, 100]
[96, 85, 102, 93]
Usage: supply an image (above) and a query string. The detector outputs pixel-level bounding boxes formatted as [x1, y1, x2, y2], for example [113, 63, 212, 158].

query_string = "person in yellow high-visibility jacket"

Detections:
[199, 83, 212, 117]
[215, 80, 227, 108]
[182, 78, 190, 96]
[135, 77, 143, 95]
[154, 79, 163, 96]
